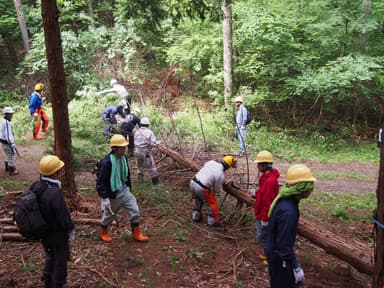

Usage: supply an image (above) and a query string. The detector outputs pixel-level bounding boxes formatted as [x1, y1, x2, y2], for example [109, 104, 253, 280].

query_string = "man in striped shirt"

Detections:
[0, 107, 19, 175]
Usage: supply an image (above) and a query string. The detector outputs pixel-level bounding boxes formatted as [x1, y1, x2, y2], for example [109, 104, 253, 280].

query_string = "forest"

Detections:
[1, 0, 384, 287]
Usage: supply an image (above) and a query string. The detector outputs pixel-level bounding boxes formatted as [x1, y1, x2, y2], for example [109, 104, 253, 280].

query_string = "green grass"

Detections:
[316, 171, 375, 181]
[302, 190, 376, 222]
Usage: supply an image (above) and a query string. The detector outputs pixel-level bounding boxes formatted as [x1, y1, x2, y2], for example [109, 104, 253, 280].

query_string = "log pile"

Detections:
[156, 144, 374, 275]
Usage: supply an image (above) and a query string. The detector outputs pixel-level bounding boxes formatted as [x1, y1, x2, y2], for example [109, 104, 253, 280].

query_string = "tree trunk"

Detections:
[157, 144, 374, 275]
[87, 0, 95, 28]
[360, 0, 371, 54]
[222, 0, 233, 108]
[13, 0, 30, 53]
[40, 0, 79, 209]
[374, 129, 384, 287]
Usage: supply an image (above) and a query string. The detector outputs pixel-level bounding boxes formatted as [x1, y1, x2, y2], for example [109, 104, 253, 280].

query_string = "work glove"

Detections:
[68, 229, 75, 243]
[239, 125, 246, 130]
[11, 143, 16, 149]
[248, 188, 256, 197]
[293, 267, 305, 284]
[100, 198, 111, 211]
[32, 112, 38, 121]
[261, 220, 269, 227]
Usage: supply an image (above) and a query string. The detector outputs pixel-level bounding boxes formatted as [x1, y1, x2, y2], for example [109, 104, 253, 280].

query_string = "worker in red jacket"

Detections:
[253, 150, 280, 263]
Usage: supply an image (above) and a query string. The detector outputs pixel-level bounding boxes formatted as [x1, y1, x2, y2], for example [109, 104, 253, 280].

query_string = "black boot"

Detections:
[151, 177, 159, 185]
[4, 161, 8, 172]
[138, 173, 144, 183]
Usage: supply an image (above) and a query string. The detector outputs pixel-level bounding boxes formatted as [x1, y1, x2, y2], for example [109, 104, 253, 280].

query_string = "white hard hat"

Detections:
[119, 100, 128, 109]
[234, 96, 243, 103]
[133, 108, 141, 115]
[110, 79, 118, 87]
[140, 117, 150, 126]
[3, 107, 14, 114]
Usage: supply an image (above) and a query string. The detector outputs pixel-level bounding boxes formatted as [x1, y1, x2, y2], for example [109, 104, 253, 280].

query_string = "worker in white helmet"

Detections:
[0, 107, 19, 176]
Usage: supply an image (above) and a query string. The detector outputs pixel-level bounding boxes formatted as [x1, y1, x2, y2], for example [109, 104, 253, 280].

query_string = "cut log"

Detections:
[0, 225, 19, 232]
[0, 233, 27, 241]
[157, 144, 374, 275]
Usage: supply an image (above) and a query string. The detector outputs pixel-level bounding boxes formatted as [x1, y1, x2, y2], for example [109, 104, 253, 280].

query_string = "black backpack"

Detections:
[14, 181, 49, 240]
[244, 107, 252, 125]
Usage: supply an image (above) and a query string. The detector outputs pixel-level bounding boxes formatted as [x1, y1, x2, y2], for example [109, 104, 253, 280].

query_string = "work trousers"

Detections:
[41, 240, 70, 288]
[190, 180, 218, 226]
[33, 108, 49, 137]
[256, 219, 269, 251]
[101, 186, 140, 227]
[267, 252, 300, 288]
[1, 143, 15, 167]
[236, 126, 247, 154]
[134, 147, 158, 177]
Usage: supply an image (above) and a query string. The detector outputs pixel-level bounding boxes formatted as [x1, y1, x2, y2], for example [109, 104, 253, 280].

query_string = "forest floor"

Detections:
[0, 131, 378, 288]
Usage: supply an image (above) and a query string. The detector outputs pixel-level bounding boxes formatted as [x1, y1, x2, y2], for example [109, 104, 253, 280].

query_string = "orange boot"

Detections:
[99, 227, 112, 242]
[132, 224, 149, 242]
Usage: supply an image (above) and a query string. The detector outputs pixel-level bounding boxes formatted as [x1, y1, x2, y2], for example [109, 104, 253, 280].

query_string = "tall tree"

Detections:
[13, 0, 30, 53]
[222, 0, 232, 108]
[40, 0, 79, 207]
[374, 134, 384, 287]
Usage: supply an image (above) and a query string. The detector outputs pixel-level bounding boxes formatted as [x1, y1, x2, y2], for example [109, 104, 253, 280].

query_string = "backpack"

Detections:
[14, 181, 49, 240]
[244, 107, 252, 125]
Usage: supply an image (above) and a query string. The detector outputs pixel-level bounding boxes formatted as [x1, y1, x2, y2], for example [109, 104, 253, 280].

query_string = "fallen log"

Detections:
[157, 144, 374, 275]
[0, 225, 19, 232]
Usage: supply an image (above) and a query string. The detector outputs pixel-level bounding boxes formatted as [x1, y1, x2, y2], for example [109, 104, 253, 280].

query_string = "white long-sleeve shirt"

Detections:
[0, 118, 15, 145]
[134, 127, 156, 149]
[98, 84, 128, 99]
[194, 160, 225, 194]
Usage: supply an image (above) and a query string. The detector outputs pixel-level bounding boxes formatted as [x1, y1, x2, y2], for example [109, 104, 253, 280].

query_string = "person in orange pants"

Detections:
[190, 156, 237, 226]
[29, 83, 49, 140]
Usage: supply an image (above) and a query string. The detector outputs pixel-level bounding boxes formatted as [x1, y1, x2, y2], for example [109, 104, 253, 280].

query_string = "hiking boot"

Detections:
[9, 167, 19, 176]
[99, 227, 112, 242]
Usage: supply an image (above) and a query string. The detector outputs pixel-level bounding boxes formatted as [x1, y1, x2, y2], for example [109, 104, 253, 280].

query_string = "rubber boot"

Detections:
[138, 173, 144, 183]
[4, 161, 8, 172]
[151, 177, 159, 185]
[192, 210, 201, 222]
[99, 227, 112, 242]
[9, 166, 19, 176]
[132, 224, 149, 242]
[33, 120, 42, 140]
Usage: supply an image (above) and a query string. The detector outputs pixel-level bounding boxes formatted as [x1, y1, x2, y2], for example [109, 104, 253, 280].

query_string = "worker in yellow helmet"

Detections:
[190, 155, 236, 227]
[29, 83, 49, 140]
[266, 164, 316, 288]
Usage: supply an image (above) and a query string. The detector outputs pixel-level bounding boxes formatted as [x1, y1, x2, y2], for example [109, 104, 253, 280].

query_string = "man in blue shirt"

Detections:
[102, 100, 127, 139]
[234, 96, 248, 157]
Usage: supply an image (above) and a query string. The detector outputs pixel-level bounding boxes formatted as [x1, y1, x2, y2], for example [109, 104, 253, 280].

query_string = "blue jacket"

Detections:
[96, 152, 132, 199]
[102, 105, 126, 124]
[266, 197, 300, 269]
[29, 91, 43, 114]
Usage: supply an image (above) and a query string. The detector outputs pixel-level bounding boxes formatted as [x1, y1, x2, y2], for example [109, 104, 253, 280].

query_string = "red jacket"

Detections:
[253, 168, 280, 221]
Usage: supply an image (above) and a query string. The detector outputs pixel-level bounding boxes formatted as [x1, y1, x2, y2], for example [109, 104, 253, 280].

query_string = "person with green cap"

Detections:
[265, 164, 316, 288]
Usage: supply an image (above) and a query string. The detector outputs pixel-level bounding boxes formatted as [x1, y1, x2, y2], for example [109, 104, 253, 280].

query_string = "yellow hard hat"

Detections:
[34, 83, 44, 91]
[286, 164, 316, 184]
[110, 134, 128, 148]
[39, 155, 64, 176]
[255, 150, 273, 163]
[234, 96, 243, 103]
[222, 155, 236, 168]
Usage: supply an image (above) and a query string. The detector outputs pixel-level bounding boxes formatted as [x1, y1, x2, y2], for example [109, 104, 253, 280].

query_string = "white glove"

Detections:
[240, 125, 246, 130]
[261, 220, 269, 227]
[248, 188, 256, 197]
[11, 143, 16, 149]
[101, 198, 111, 211]
[293, 267, 304, 284]
[156, 141, 160, 145]
[68, 229, 75, 243]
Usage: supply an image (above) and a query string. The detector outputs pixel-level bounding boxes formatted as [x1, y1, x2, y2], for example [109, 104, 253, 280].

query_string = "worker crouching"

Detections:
[97, 134, 148, 242]
[190, 156, 236, 227]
